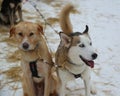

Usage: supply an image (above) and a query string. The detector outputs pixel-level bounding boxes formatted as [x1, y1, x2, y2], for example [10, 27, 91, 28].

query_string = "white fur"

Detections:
[68, 35, 95, 62]
[58, 34, 97, 96]
[66, 78, 82, 91]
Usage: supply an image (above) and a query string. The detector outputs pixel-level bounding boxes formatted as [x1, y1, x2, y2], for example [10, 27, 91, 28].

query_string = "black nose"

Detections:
[92, 53, 98, 60]
[22, 42, 29, 50]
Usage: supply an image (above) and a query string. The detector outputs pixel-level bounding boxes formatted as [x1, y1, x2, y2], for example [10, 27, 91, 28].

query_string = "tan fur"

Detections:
[59, 4, 74, 35]
[55, 46, 68, 68]
[10, 21, 58, 96]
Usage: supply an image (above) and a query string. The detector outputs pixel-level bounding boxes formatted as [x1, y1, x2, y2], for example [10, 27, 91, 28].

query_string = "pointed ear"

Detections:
[10, 26, 15, 37]
[59, 32, 71, 48]
[83, 25, 89, 34]
[37, 24, 44, 35]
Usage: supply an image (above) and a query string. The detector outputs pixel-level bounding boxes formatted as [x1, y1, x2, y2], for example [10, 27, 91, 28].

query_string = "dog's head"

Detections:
[59, 25, 97, 68]
[10, 22, 43, 51]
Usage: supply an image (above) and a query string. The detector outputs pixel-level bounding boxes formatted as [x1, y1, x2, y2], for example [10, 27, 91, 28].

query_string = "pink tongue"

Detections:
[87, 61, 94, 68]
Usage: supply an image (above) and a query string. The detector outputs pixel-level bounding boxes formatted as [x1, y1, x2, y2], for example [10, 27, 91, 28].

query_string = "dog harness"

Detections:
[29, 60, 40, 78]
[58, 65, 81, 78]
[57, 60, 81, 78]
[67, 59, 81, 78]
[73, 74, 81, 78]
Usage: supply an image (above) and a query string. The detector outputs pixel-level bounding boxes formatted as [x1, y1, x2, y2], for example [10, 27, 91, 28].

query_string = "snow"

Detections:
[0, 0, 120, 96]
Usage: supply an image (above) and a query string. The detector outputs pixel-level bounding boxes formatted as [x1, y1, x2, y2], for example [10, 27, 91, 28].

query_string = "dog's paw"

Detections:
[90, 84, 97, 95]
[91, 89, 97, 95]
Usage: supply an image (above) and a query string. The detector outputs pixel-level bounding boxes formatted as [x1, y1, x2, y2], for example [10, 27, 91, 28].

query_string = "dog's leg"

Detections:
[90, 81, 97, 95]
[9, 3, 15, 26]
[81, 68, 91, 96]
[34, 79, 45, 96]
[58, 70, 69, 96]
[22, 75, 29, 96]
[0, 12, 8, 24]
[44, 73, 51, 96]
[59, 81, 66, 96]
[8, 8, 14, 26]
[11, 11, 14, 26]
[21, 61, 36, 96]
[18, 5, 23, 22]
[22, 73, 36, 96]
[84, 79, 90, 96]
[49, 76, 59, 96]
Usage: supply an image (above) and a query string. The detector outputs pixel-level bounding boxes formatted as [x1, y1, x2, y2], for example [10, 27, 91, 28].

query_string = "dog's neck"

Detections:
[56, 46, 87, 74]
[64, 58, 87, 74]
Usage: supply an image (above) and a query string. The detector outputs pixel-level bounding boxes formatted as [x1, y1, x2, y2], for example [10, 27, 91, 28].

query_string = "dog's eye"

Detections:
[29, 32, 34, 36]
[90, 42, 92, 46]
[79, 44, 85, 48]
[18, 32, 23, 36]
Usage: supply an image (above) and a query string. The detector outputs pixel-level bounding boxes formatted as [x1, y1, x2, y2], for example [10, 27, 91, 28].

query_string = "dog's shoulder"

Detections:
[55, 45, 68, 66]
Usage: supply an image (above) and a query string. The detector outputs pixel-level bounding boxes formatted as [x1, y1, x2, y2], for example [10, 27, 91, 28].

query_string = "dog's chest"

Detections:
[22, 51, 40, 62]
[29, 60, 49, 79]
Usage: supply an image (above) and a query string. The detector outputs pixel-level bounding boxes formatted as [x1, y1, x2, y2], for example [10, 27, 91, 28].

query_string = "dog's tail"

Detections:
[59, 4, 74, 35]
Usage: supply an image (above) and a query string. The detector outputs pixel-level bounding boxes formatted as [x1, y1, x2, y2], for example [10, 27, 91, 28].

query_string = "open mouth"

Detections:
[79, 55, 94, 68]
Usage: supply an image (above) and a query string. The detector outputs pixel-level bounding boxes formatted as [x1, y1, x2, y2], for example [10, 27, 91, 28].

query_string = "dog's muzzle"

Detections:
[79, 55, 97, 68]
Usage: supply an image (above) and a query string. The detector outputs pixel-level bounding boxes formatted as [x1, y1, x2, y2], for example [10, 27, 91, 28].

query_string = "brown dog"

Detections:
[10, 21, 58, 96]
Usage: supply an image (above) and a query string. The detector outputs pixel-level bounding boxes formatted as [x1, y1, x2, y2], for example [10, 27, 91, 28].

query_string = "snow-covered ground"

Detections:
[0, 0, 120, 96]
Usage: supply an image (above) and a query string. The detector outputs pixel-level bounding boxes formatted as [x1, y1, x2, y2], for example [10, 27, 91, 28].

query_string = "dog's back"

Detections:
[0, 0, 21, 14]
[0, 0, 9, 14]
[0, 0, 22, 25]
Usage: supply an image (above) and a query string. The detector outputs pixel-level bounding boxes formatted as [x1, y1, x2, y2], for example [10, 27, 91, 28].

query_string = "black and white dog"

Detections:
[0, 0, 23, 26]
[55, 4, 98, 96]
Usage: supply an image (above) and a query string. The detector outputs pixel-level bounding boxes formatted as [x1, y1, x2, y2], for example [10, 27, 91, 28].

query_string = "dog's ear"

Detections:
[83, 25, 89, 34]
[59, 32, 71, 48]
[37, 24, 44, 35]
[10, 26, 15, 37]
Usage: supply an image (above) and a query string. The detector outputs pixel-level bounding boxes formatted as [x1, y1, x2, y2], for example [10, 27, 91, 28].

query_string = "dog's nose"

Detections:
[23, 42, 29, 50]
[92, 53, 98, 60]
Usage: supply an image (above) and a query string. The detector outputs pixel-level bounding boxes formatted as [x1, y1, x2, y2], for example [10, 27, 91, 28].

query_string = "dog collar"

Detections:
[29, 59, 41, 78]
[73, 73, 81, 78]
[58, 65, 81, 78]
[66, 60, 82, 78]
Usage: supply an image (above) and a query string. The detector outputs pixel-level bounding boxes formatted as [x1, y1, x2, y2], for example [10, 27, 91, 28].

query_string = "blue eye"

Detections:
[90, 42, 92, 46]
[79, 44, 85, 48]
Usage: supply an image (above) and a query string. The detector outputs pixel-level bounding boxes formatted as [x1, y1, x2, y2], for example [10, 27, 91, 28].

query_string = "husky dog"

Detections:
[0, 0, 23, 26]
[55, 4, 98, 96]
